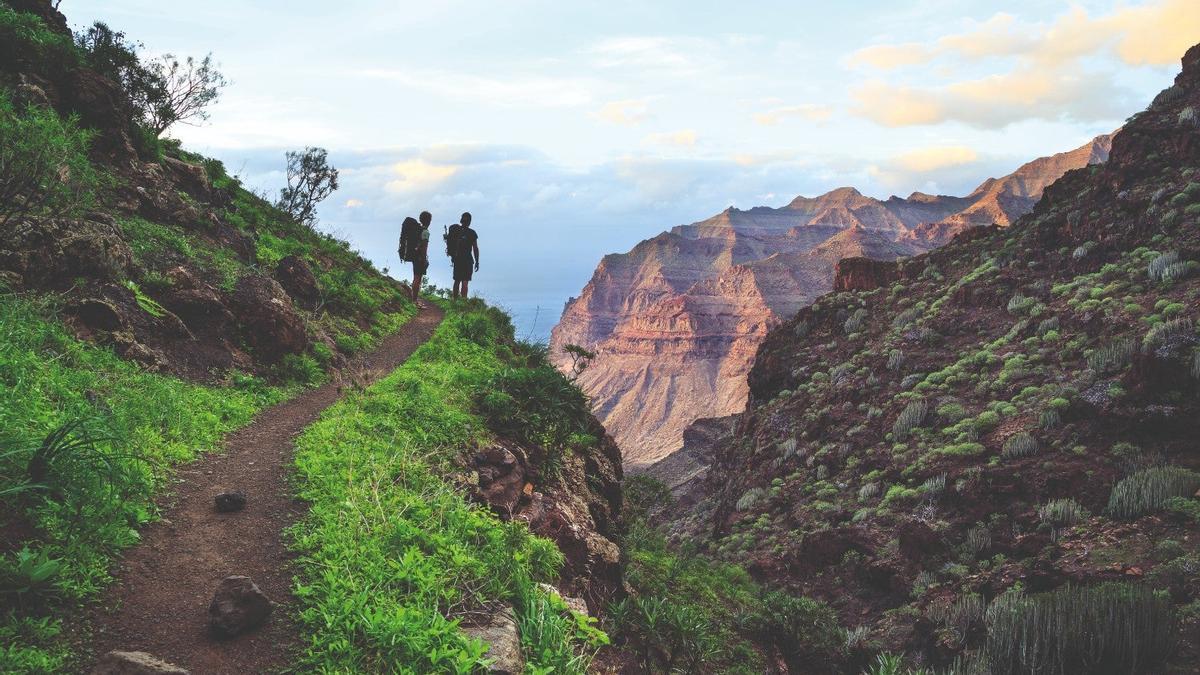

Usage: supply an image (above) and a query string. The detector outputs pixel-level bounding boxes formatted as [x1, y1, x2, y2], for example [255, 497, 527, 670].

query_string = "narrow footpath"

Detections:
[87, 305, 445, 674]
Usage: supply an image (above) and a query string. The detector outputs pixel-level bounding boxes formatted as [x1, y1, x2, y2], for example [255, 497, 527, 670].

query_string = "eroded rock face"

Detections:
[275, 255, 320, 309]
[208, 575, 272, 638]
[90, 651, 189, 675]
[550, 136, 1112, 467]
[464, 428, 623, 612]
[231, 274, 309, 361]
[0, 218, 133, 289]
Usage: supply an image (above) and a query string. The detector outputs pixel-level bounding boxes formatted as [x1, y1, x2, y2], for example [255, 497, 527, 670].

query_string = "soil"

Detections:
[84, 305, 444, 674]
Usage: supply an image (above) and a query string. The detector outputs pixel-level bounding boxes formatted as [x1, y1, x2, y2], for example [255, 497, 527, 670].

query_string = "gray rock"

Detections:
[214, 491, 247, 513]
[208, 575, 272, 638]
[463, 606, 524, 674]
[90, 650, 189, 674]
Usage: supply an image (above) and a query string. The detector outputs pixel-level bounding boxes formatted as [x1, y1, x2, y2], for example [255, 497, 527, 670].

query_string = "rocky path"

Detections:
[87, 305, 444, 674]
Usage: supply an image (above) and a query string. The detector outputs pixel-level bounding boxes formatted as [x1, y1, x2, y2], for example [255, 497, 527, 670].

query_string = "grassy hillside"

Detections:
[0, 2, 417, 670]
[669, 45, 1200, 674]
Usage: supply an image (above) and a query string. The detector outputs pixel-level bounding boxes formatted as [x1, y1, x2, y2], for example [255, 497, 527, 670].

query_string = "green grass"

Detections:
[287, 302, 605, 673]
[0, 292, 289, 673]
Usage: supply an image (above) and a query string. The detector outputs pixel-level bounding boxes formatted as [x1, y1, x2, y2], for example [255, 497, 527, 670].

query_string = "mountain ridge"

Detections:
[552, 134, 1114, 467]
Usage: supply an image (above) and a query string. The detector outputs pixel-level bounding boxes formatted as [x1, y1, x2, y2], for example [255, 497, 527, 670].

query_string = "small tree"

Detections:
[145, 53, 228, 135]
[277, 147, 339, 228]
[563, 343, 596, 378]
[75, 22, 165, 125]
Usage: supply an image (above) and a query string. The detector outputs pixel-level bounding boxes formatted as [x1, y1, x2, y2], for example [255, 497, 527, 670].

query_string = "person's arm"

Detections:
[473, 239, 480, 271]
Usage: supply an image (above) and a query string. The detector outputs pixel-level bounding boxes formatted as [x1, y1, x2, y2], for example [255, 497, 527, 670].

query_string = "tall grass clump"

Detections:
[1001, 432, 1038, 460]
[844, 308, 869, 334]
[892, 399, 928, 441]
[1105, 466, 1200, 520]
[1086, 338, 1136, 374]
[1039, 499, 1088, 540]
[1142, 317, 1193, 353]
[1147, 251, 1180, 281]
[985, 583, 1175, 675]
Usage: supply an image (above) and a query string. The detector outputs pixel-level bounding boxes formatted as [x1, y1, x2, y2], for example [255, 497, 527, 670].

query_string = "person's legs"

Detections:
[460, 280, 469, 298]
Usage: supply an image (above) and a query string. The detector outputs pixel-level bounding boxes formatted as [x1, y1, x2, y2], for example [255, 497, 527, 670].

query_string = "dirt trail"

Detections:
[87, 305, 444, 674]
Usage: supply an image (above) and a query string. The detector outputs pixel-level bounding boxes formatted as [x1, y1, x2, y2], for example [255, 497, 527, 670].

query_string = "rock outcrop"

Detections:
[551, 137, 1112, 467]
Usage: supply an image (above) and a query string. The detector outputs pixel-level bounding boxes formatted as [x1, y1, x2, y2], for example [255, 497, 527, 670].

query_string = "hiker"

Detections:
[398, 211, 432, 306]
[445, 211, 479, 300]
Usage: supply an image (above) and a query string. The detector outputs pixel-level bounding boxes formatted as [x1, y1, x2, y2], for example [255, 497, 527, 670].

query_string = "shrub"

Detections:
[858, 482, 880, 501]
[886, 349, 905, 371]
[844, 308, 869, 334]
[928, 593, 985, 648]
[477, 365, 592, 450]
[1007, 293, 1036, 315]
[742, 591, 845, 669]
[1179, 106, 1198, 128]
[1147, 251, 1180, 281]
[965, 525, 991, 557]
[1038, 408, 1061, 429]
[891, 307, 921, 330]
[1001, 432, 1038, 460]
[985, 583, 1175, 675]
[0, 92, 101, 227]
[1106, 466, 1200, 519]
[920, 473, 947, 496]
[736, 486, 769, 511]
[1086, 338, 1136, 374]
[892, 399, 928, 441]
[1142, 317, 1193, 353]
[1039, 498, 1088, 538]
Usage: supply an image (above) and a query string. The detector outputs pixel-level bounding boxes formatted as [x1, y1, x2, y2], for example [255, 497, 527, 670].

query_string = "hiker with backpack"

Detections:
[398, 210, 432, 306]
[444, 212, 479, 300]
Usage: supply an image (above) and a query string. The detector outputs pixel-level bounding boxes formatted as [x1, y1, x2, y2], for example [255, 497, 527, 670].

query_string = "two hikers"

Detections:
[397, 211, 479, 302]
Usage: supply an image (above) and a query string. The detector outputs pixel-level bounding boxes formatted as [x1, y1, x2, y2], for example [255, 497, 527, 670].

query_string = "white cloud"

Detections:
[345, 198, 364, 208]
[385, 159, 459, 193]
[753, 104, 833, 125]
[360, 68, 595, 108]
[892, 146, 978, 172]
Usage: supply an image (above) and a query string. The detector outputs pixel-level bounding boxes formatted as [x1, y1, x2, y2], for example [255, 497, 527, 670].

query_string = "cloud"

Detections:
[850, 1, 1198, 71]
[644, 130, 698, 147]
[588, 36, 713, 74]
[753, 104, 833, 125]
[360, 68, 595, 108]
[594, 99, 650, 126]
[345, 198, 364, 208]
[385, 159, 460, 193]
[847, 42, 934, 70]
[846, 0, 1197, 128]
[853, 67, 1127, 128]
[892, 146, 978, 172]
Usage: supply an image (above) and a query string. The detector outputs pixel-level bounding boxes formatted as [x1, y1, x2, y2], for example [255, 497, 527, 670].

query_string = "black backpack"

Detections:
[398, 217, 422, 262]
[444, 223, 466, 259]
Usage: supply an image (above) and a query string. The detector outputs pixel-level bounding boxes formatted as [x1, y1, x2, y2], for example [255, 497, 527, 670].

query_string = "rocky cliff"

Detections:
[666, 44, 1200, 671]
[553, 137, 1113, 467]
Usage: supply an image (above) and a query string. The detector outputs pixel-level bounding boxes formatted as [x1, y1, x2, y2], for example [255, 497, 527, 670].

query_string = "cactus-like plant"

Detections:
[892, 399, 928, 441]
[1106, 465, 1200, 519]
[1001, 432, 1039, 460]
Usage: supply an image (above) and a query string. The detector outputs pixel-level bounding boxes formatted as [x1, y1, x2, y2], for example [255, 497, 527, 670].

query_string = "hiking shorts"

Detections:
[452, 256, 474, 282]
[412, 257, 428, 277]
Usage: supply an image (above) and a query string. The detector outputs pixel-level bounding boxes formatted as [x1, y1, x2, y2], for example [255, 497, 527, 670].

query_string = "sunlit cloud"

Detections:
[644, 130, 698, 147]
[594, 99, 650, 126]
[892, 146, 978, 172]
[753, 104, 833, 125]
[345, 198, 364, 208]
[385, 159, 460, 193]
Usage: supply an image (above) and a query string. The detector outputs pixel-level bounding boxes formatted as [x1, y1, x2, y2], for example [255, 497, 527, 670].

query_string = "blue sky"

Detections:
[64, 0, 1199, 338]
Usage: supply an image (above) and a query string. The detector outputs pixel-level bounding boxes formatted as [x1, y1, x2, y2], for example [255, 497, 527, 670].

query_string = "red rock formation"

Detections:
[551, 137, 1113, 467]
[833, 257, 900, 292]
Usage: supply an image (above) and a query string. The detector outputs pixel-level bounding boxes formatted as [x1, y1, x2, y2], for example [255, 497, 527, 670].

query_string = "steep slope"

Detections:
[667, 45, 1200, 673]
[553, 137, 1112, 467]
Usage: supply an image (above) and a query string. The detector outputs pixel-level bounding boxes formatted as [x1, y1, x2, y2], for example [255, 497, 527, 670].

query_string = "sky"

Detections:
[64, 0, 1200, 340]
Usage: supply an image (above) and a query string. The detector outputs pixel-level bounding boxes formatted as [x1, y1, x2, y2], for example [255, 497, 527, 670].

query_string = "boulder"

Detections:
[162, 156, 211, 202]
[274, 255, 320, 309]
[471, 443, 528, 518]
[463, 606, 523, 674]
[0, 218, 133, 288]
[230, 275, 309, 362]
[90, 651, 188, 675]
[214, 491, 247, 513]
[208, 575, 273, 638]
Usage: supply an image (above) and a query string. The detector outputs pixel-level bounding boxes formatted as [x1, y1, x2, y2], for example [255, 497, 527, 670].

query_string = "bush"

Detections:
[736, 486, 769, 511]
[0, 5, 80, 72]
[1147, 251, 1180, 281]
[743, 591, 845, 670]
[0, 92, 101, 227]
[1001, 432, 1039, 460]
[1106, 466, 1200, 519]
[477, 365, 593, 450]
[887, 349, 905, 371]
[985, 583, 1175, 675]
[843, 308, 869, 334]
[1007, 294, 1035, 315]
[1142, 317, 1193, 353]
[1039, 498, 1088, 538]
[1086, 338, 1136, 374]
[892, 399, 928, 441]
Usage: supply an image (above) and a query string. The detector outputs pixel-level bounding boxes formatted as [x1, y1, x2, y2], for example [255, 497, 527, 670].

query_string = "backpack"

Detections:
[398, 217, 421, 262]
[444, 223, 464, 259]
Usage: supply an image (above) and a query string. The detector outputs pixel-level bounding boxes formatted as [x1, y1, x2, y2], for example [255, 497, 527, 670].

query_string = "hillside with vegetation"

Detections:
[660, 42, 1200, 674]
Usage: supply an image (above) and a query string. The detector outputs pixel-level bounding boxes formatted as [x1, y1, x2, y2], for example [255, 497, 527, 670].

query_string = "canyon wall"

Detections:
[551, 135, 1112, 467]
